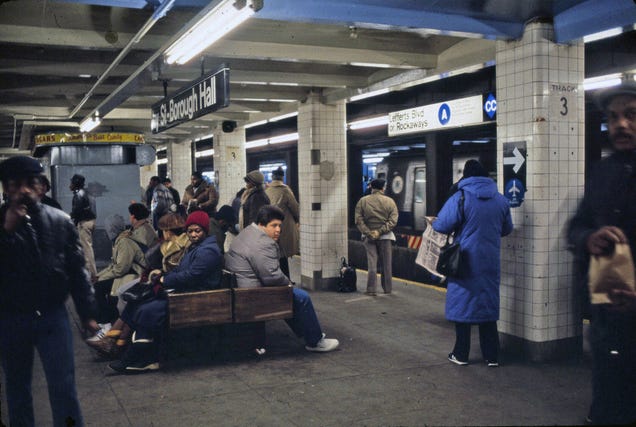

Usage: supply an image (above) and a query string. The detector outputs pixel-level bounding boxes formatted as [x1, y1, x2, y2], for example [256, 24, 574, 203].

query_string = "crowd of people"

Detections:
[1, 82, 635, 425]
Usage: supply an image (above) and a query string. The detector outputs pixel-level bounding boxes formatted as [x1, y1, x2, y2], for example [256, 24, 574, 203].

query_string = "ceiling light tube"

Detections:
[348, 115, 388, 130]
[583, 73, 623, 91]
[79, 117, 101, 133]
[165, 0, 262, 65]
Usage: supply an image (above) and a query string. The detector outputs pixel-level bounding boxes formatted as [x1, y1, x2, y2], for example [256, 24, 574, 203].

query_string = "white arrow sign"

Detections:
[504, 146, 525, 174]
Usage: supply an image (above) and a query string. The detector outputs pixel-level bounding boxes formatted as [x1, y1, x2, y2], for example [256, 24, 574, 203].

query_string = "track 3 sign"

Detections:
[503, 141, 527, 208]
[151, 66, 230, 133]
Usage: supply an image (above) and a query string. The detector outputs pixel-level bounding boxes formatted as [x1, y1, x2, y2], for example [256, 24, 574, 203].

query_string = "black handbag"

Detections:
[120, 282, 155, 303]
[436, 190, 465, 277]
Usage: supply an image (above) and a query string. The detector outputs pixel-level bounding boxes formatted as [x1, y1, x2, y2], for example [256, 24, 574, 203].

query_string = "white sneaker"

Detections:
[86, 323, 111, 342]
[305, 334, 339, 353]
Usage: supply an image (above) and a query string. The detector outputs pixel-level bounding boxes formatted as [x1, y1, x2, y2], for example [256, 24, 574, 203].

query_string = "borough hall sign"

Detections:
[151, 65, 230, 133]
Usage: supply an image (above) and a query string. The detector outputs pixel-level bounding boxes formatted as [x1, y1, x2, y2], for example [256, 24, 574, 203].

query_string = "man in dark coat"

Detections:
[0, 156, 98, 427]
[70, 173, 97, 280]
[239, 170, 270, 230]
[567, 81, 636, 425]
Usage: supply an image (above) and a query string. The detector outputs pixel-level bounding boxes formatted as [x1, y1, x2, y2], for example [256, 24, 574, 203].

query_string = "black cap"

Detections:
[272, 166, 285, 179]
[463, 159, 488, 178]
[370, 178, 386, 190]
[71, 174, 85, 187]
[596, 81, 636, 110]
[0, 156, 43, 182]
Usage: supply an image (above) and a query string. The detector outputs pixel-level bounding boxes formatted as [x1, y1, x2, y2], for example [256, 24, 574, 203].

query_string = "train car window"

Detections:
[414, 169, 426, 203]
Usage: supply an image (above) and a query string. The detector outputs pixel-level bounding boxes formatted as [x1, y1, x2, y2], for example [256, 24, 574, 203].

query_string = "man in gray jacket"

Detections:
[225, 205, 338, 352]
[355, 178, 399, 295]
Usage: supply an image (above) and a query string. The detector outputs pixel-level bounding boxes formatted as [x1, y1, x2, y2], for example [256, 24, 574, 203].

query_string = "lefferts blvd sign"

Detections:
[151, 66, 230, 133]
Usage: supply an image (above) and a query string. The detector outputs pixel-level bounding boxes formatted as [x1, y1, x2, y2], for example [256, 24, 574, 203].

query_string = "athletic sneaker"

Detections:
[305, 333, 339, 353]
[86, 323, 112, 342]
[486, 360, 499, 367]
[448, 353, 468, 365]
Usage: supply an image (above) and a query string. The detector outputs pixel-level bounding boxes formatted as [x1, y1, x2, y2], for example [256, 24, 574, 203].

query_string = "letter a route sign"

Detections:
[503, 141, 527, 208]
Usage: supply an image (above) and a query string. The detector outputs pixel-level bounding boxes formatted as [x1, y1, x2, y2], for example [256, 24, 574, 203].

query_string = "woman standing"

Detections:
[432, 160, 513, 367]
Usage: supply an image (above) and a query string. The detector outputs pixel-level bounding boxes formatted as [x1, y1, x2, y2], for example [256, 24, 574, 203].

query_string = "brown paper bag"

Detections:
[588, 243, 636, 304]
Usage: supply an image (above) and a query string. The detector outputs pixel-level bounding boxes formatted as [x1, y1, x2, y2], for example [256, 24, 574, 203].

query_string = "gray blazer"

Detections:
[224, 224, 290, 288]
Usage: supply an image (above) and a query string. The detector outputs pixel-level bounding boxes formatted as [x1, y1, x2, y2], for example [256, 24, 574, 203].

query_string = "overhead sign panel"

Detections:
[151, 66, 230, 134]
[388, 94, 495, 137]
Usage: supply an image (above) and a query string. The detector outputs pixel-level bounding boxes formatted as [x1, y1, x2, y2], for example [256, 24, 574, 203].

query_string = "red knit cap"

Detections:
[184, 210, 210, 234]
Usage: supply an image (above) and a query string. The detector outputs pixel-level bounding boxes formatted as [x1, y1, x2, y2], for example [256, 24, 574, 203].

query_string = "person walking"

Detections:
[567, 81, 636, 425]
[265, 167, 299, 277]
[354, 178, 399, 295]
[0, 156, 98, 427]
[433, 160, 512, 367]
[70, 173, 97, 281]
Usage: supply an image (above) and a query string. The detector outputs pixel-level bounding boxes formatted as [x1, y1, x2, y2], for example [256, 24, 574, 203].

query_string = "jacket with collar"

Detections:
[0, 202, 96, 320]
[70, 188, 96, 225]
[354, 189, 399, 238]
[162, 234, 222, 292]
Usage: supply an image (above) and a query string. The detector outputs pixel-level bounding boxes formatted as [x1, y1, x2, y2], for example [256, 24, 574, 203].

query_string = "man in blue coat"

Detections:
[433, 160, 513, 367]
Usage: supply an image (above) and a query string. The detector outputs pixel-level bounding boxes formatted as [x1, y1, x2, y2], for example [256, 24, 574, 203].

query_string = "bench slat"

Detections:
[168, 289, 233, 329]
[233, 286, 293, 323]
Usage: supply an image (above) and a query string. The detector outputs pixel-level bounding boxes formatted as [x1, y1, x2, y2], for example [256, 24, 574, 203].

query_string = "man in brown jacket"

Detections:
[355, 178, 399, 295]
[181, 171, 218, 215]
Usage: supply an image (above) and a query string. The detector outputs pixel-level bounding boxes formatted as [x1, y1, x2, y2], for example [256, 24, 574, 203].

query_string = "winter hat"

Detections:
[370, 178, 386, 190]
[596, 80, 636, 110]
[244, 170, 264, 185]
[0, 156, 43, 182]
[462, 159, 488, 178]
[71, 174, 85, 187]
[158, 212, 185, 231]
[272, 166, 285, 179]
[185, 210, 210, 234]
[215, 205, 236, 224]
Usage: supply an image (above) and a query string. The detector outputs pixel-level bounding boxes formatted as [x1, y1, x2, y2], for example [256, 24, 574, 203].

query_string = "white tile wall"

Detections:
[213, 124, 246, 206]
[167, 141, 193, 201]
[297, 94, 348, 288]
[496, 22, 584, 343]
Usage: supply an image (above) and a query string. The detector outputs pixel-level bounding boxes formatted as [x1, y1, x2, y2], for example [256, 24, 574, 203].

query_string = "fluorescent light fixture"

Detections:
[245, 132, 298, 149]
[350, 62, 393, 68]
[363, 152, 389, 158]
[79, 116, 101, 133]
[348, 115, 388, 130]
[350, 88, 390, 102]
[269, 112, 298, 122]
[195, 148, 215, 158]
[583, 74, 623, 91]
[583, 27, 623, 43]
[363, 157, 386, 164]
[165, 0, 262, 65]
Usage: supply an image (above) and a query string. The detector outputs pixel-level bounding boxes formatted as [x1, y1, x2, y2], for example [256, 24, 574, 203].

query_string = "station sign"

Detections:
[388, 94, 496, 137]
[503, 141, 527, 208]
[151, 66, 230, 134]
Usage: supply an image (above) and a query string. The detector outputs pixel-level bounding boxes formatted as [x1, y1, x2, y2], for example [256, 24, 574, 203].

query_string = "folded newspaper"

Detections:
[415, 217, 449, 277]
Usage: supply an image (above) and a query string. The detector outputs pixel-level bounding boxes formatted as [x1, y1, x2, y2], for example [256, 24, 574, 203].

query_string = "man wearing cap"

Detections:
[209, 204, 237, 254]
[0, 156, 98, 426]
[109, 210, 222, 373]
[239, 169, 270, 230]
[567, 81, 636, 425]
[355, 178, 399, 295]
[70, 173, 97, 281]
[265, 166, 300, 278]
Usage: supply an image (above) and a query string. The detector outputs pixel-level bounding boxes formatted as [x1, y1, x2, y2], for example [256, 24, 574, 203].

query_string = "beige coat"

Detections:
[97, 230, 149, 296]
[265, 180, 300, 257]
[354, 189, 399, 239]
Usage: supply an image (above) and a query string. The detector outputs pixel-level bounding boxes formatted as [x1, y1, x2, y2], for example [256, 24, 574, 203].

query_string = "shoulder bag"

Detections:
[436, 190, 465, 277]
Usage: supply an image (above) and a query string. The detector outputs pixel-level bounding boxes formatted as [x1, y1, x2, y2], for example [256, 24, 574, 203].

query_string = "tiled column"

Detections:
[213, 123, 246, 206]
[496, 22, 585, 360]
[297, 93, 348, 290]
[167, 140, 193, 201]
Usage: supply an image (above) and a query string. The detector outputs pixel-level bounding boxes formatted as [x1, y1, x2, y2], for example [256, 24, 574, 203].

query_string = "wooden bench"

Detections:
[167, 285, 293, 329]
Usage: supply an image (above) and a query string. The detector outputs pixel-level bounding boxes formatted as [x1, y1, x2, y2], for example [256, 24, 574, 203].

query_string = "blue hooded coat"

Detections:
[432, 176, 513, 323]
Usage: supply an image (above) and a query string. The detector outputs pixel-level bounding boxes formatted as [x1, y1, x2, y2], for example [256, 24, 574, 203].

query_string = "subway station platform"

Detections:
[1, 265, 592, 427]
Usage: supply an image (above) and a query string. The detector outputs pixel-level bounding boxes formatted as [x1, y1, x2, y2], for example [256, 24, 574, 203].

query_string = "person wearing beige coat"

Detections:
[355, 178, 399, 295]
[265, 167, 300, 278]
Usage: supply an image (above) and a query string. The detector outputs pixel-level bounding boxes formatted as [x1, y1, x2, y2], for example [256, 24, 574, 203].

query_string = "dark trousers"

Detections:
[94, 278, 119, 324]
[0, 305, 84, 427]
[452, 321, 499, 362]
[588, 307, 636, 425]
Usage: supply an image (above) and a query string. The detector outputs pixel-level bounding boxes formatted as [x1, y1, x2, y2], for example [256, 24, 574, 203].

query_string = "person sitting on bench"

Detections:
[109, 211, 223, 373]
[224, 205, 339, 353]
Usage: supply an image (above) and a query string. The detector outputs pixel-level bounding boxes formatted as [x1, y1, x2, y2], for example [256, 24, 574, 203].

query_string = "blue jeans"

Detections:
[0, 305, 84, 427]
[285, 288, 323, 347]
